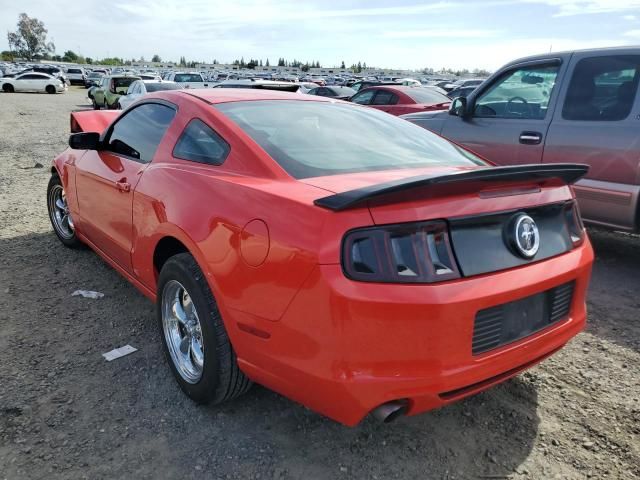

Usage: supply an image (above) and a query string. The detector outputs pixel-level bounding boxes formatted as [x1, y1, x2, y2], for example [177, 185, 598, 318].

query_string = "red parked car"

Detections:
[48, 89, 593, 426]
[350, 85, 451, 115]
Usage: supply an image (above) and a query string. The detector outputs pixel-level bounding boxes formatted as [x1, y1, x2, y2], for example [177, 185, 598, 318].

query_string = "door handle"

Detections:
[115, 179, 131, 192]
[519, 131, 542, 145]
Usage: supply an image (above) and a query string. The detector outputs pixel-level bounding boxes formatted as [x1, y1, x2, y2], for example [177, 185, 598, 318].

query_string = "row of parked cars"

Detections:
[92, 48, 640, 233]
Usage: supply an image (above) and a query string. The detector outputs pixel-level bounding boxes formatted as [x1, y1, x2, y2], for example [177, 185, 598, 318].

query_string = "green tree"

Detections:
[1, 50, 15, 61]
[7, 13, 55, 60]
[85, 57, 93, 65]
[62, 50, 78, 62]
[340, 60, 345, 69]
[152, 54, 162, 62]
[265, 58, 270, 67]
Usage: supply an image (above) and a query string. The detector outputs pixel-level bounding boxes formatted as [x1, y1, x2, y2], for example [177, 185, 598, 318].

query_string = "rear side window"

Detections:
[562, 55, 640, 121]
[351, 89, 375, 105]
[107, 103, 176, 162]
[372, 90, 398, 105]
[173, 119, 230, 165]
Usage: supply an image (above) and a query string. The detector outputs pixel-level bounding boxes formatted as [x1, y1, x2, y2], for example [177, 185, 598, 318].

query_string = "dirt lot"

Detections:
[0, 87, 638, 480]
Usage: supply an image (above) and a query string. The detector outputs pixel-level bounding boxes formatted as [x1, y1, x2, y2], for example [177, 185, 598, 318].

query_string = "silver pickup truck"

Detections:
[403, 47, 640, 233]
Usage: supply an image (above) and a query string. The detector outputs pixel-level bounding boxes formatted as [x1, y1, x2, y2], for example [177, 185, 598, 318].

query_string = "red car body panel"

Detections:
[52, 89, 593, 425]
[357, 86, 451, 116]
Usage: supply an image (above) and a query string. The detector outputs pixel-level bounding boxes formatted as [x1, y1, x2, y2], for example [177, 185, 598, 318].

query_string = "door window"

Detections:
[474, 65, 559, 120]
[350, 89, 376, 105]
[562, 55, 640, 121]
[372, 90, 398, 105]
[106, 103, 176, 163]
[173, 119, 230, 165]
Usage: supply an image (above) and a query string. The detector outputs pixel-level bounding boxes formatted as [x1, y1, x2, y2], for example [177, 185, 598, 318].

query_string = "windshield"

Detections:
[113, 77, 138, 88]
[215, 100, 485, 179]
[145, 83, 183, 92]
[174, 73, 203, 82]
[404, 88, 450, 104]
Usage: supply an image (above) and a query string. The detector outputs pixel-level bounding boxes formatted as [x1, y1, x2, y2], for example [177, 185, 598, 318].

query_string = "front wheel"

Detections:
[47, 174, 83, 248]
[157, 253, 252, 404]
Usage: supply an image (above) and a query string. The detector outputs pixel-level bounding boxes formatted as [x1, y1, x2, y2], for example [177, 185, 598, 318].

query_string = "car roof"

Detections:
[141, 79, 176, 84]
[165, 88, 335, 105]
[506, 45, 640, 66]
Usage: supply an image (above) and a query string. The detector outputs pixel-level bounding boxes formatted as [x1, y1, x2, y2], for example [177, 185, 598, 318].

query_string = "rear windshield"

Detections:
[331, 87, 356, 96]
[68, 69, 82, 73]
[113, 77, 138, 88]
[174, 73, 203, 82]
[404, 88, 450, 104]
[215, 100, 485, 179]
[145, 83, 183, 92]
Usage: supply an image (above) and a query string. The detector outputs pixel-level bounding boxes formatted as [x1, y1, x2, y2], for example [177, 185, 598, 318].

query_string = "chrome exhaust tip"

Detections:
[371, 400, 408, 423]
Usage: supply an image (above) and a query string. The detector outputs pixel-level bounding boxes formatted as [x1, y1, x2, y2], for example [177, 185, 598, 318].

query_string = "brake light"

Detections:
[564, 201, 585, 246]
[342, 220, 460, 283]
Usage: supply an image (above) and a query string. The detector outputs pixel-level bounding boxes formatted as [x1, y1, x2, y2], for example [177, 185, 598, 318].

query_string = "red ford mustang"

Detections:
[48, 89, 593, 426]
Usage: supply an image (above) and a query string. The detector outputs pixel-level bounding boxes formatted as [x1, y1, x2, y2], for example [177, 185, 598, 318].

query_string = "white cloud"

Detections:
[522, 0, 640, 17]
[383, 29, 500, 39]
[623, 14, 637, 20]
[623, 30, 640, 38]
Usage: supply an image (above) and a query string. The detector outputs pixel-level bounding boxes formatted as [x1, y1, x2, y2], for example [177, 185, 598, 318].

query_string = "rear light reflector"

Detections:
[564, 201, 585, 246]
[342, 220, 460, 283]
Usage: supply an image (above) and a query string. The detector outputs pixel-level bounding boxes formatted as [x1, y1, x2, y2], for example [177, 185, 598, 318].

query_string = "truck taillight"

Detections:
[342, 220, 460, 283]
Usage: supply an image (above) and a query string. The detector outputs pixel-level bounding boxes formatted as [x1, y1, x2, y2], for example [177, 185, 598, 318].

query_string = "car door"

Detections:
[441, 60, 565, 165]
[94, 78, 108, 105]
[544, 51, 640, 230]
[12, 74, 30, 91]
[371, 89, 400, 114]
[350, 88, 376, 106]
[32, 73, 49, 92]
[75, 102, 177, 272]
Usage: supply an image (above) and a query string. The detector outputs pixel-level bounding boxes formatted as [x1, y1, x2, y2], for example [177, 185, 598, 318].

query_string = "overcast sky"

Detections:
[2, 0, 640, 70]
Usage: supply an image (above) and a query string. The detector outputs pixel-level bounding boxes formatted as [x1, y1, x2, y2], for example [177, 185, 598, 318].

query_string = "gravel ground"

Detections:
[0, 87, 638, 480]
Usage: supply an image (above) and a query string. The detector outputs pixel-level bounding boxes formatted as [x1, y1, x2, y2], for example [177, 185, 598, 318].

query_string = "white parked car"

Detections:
[65, 67, 86, 85]
[117, 80, 183, 109]
[0, 72, 67, 94]
[163, 72, 210, 89]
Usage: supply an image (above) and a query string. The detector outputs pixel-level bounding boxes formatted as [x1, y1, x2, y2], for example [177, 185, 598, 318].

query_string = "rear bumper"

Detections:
[233, 239, 594, 426]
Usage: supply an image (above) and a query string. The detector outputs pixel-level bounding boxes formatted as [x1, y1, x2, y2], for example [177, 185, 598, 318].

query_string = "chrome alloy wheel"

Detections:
[48, 184, 75, 239]
[162, 280, 205, 384]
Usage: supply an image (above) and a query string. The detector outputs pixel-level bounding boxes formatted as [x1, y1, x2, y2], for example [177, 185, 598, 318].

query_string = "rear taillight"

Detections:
[564, 201, 585, 246]
[342, 220, 460, 283]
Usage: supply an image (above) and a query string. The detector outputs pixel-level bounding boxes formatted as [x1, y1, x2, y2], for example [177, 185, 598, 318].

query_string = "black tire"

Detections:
[157, 253, 252, 404]
[47, 174, 83, 248]
[46, 85, 56, 94]
[3, 83, 14, 93]
[92, 99, 100, 110]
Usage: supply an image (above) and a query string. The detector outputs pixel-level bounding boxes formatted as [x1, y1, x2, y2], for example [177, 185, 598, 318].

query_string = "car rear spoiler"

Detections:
[313, 163, 589, 211]
[70, 110, 120, 133]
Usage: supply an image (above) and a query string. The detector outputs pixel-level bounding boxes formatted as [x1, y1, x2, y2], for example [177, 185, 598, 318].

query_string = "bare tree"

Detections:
[7, 13, 55, 60]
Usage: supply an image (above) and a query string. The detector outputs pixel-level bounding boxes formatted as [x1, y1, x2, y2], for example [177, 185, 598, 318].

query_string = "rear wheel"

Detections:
[3, 84, 14, 93]
[47, 174, 83, 248]
[157, 253, 252, 404]
[46, 85, 56, 94]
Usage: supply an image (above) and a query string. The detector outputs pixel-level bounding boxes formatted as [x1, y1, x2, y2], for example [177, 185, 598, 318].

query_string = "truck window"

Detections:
[473, 65, 559, 120]
[562, 55, 640, 121]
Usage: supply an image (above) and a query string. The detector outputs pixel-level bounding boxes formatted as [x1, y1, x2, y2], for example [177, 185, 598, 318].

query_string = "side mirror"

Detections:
[69, 132, 101, 150]
[449, 96, 468, 118]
